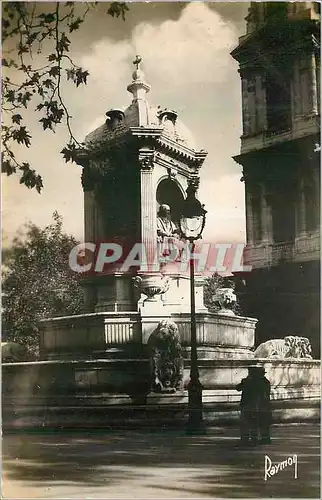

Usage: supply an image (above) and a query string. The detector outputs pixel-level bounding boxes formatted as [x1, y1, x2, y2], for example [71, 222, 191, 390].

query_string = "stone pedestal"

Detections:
[81, 274, 136, 313]
[161, 274, 206, 313]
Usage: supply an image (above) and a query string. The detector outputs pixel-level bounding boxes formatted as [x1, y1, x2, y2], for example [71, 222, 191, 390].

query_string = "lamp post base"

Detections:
[186, 378, 205, 434]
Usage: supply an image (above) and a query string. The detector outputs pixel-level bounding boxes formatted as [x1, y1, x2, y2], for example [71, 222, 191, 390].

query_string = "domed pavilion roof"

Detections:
[84, 55, 198, 152]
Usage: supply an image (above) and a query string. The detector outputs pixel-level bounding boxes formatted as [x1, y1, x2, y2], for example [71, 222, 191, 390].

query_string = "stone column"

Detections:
[310, 52, 318, 115]
[84, 191, 95, 242]
[247, 79, 256, 134]
[260, 183, 272, 244]
[245, 181, 255, 246]
[81, 166, 96, 242]
[296, 176, 307, 237]
[139, 150, 157, 272]
[313, 167, 320, 230]
[256, 75, 266, 131]
[242, 79, 251, 136]
[292, 60, 301, 119]
[81, 167, 97, 311]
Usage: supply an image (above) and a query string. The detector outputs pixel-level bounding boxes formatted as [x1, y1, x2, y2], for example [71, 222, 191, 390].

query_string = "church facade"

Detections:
[231, 2, 320, 356]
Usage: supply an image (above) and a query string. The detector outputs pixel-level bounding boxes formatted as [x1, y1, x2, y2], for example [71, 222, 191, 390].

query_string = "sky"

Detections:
[2, 1, 250, 247]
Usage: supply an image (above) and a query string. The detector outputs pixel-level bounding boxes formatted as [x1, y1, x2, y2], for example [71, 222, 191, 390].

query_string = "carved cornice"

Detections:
[155, 152, 199, 177]
[130, 126, 163, 140]
[232, 19, 320, 66]
[156, 135, 207, 165]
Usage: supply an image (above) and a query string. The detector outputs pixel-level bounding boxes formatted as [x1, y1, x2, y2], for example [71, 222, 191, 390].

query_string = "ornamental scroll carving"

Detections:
[148, 319, 184, 393]
[138, 153, 155, 171]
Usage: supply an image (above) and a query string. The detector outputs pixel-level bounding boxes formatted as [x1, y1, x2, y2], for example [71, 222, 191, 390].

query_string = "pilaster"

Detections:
[310, 52, 319, 115]
[245, 181, 255, 246]
[84, 191, 95, 242]
[139, 150, 157, 272]
[296, 176, 307, 237]
[260, 183, 273, 244]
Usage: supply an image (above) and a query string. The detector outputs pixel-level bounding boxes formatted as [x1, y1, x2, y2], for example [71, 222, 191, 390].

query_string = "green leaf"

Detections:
[5, 90, 15, 103]
[57, 33, 71, 53]
[2, 159, 16, 175]
[69, 17, 83, 32]
[65, 68, 75, 81]
[39, 117, 54, 131]
[61, 143, 78, 163]
[12, 126, 32, 147]
[107, 2, 129, 21]
[38, 13, 56, 23]
[12, 114, 23, 125]
[43, 78, 54, 89]
[49, 66, 60, 77]
[75, 68, 89, 87]
[17, 91, 33, 108]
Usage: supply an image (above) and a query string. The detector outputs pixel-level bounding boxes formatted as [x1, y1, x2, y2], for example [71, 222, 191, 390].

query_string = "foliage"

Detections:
[204, 273, 242, 315]
[2, 212, 84, 356]
[2, 2, 129, 192]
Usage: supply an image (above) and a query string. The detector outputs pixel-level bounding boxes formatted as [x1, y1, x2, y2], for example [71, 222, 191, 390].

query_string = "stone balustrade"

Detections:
[244, 230, 320, 269]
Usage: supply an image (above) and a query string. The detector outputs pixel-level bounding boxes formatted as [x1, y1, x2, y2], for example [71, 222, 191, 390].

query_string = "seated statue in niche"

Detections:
[147, 319, 184, 393]
[157, 204, 179, 241]
[157, 204, 183, 263]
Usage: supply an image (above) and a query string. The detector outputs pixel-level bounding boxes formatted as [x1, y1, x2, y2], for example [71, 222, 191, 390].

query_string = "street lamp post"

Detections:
[179, 182, 207, 434]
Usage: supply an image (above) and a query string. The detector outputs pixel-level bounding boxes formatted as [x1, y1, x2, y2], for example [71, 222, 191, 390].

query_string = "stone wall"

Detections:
[3, 357, 320, 429]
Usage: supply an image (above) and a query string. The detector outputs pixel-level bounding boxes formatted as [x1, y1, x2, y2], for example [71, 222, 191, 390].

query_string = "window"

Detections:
[266, 74, 291, 134]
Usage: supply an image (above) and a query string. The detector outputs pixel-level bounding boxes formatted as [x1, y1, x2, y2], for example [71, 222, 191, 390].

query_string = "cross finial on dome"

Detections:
[127, 54, 151, 103]
[133, 55, 142, 70]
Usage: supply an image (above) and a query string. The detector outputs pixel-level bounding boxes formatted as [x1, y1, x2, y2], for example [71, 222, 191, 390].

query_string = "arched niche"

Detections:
[156, 178, 185, 224]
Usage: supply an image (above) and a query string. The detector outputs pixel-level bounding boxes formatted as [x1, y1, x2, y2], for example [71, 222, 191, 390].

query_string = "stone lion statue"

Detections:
[147, 319, 183, 393]
[253, 336, 313, 359]
[213, 287, 237, 316]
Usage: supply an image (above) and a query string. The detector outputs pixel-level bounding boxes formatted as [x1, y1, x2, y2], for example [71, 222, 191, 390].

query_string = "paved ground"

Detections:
[2, 424, 320, 499]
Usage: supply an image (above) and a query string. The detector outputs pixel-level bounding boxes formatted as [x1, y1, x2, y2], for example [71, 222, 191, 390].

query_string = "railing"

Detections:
[245, 231, 320, 269]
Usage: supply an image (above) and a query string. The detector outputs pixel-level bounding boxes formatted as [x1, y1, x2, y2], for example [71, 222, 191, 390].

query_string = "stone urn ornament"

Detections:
[132, 274, 171, 302]
[213, 287, 237, 316]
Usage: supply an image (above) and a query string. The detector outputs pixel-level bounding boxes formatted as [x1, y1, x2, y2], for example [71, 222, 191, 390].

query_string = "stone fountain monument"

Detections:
[2, 57, 320, 429]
